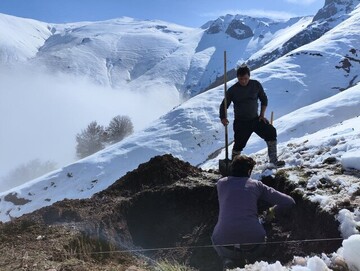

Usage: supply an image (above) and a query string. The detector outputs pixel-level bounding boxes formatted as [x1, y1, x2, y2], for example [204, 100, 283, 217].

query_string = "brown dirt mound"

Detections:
[0, 154, 345, 270]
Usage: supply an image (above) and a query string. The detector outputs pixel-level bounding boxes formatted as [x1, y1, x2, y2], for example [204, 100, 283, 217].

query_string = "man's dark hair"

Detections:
[231, 155, 256, 177]
[236, 65, 250, 77]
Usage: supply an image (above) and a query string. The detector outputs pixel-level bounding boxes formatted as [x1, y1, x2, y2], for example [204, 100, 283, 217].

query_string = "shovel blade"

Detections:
[219, 158, 232, 177]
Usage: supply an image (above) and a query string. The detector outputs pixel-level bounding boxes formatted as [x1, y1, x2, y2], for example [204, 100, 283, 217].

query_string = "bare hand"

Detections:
[221, 118, 229, 126]
[259, 116, 269, 124]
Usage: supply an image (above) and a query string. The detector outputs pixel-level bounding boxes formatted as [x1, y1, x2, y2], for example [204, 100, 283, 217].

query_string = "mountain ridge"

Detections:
[0, 12, 318, 97]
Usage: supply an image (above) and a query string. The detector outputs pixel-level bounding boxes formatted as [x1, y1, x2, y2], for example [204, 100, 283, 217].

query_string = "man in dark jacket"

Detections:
[219, 65, 284, 166]
[212, 155, 295, 269]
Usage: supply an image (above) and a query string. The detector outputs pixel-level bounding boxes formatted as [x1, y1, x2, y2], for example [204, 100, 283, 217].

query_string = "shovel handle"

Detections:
[224, 51, 229, 161]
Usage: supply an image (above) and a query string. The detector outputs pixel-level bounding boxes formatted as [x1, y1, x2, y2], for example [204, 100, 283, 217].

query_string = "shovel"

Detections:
[219, 51, 232, 176]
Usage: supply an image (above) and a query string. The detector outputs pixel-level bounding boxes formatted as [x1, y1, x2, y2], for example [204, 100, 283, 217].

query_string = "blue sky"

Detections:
[0, 0, 325, 27]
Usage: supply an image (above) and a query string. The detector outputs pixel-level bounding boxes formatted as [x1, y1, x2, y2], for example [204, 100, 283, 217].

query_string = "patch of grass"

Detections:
[275, 169, 289, 180]
[154, 259, 196, 271]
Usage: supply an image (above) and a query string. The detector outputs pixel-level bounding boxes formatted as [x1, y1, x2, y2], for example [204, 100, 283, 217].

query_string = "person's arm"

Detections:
[219, 90, 232, 126]
[259, 182, 295, 216]
[260, 105, 267, 119]
[257, 82, 269, 123]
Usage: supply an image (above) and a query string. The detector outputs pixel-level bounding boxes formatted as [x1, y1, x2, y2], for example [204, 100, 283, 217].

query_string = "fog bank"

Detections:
[0, 64, 180, 191]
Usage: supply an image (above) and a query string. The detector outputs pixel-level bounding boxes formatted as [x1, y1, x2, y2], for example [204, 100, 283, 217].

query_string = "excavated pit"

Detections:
[120, 156, 343, 270]
[0, 155, 345, 270]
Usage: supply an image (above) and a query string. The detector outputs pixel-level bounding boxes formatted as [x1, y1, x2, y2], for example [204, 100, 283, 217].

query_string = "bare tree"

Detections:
[76, 121, 105, 158]
[105, 115, 134, 144]
[75, 116, 133, 159]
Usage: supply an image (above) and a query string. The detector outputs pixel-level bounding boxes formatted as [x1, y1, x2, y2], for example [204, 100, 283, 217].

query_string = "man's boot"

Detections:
[232, 150, 241, 160]
[266, 140, 285, 167]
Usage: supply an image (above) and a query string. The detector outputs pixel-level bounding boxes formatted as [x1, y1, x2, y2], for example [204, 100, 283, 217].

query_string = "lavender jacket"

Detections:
[212, 176, 295, 245]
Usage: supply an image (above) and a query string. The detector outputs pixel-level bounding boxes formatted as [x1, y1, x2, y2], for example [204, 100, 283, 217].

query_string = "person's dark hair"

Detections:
[236, 65, 250, 77]
[231, 155, 256, 177]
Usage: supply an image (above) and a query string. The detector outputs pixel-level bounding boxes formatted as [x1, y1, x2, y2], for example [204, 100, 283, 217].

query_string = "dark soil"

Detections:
[0, 154, 346, 270]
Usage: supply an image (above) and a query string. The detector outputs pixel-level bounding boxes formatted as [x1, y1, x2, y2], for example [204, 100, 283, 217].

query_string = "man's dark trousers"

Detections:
[233, 117, 277, 152]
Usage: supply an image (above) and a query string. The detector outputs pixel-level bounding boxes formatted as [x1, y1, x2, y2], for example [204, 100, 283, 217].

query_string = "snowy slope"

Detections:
[0, 13, 53, 62]
[201, 82, 360, 169]
[247, 16, 312, 62]
[33, 18, 203, 91]
[253, 3, 360, 118]
[1, 76, 360, 223]
[247, 0, 360, 69]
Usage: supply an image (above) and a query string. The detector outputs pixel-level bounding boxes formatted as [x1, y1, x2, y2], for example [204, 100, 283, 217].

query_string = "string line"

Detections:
[62, 237, 344, 255]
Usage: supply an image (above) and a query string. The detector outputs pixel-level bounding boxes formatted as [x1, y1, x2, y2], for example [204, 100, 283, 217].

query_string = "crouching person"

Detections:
[212, 155, 295, 270]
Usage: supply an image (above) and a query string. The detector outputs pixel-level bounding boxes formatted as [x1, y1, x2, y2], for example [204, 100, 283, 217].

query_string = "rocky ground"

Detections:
[0, 154, 355, 271]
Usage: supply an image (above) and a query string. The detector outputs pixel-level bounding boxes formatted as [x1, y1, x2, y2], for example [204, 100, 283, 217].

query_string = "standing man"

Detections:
[212, 155, 295, 269]
[219, 65, 284, 166]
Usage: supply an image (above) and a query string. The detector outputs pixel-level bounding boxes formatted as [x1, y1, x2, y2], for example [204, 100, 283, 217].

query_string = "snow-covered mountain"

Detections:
[2, 1, 359, 99]
[0, 12, 329, 97]
[247, 0, 360, 69]
[1, 0, 360, 222]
